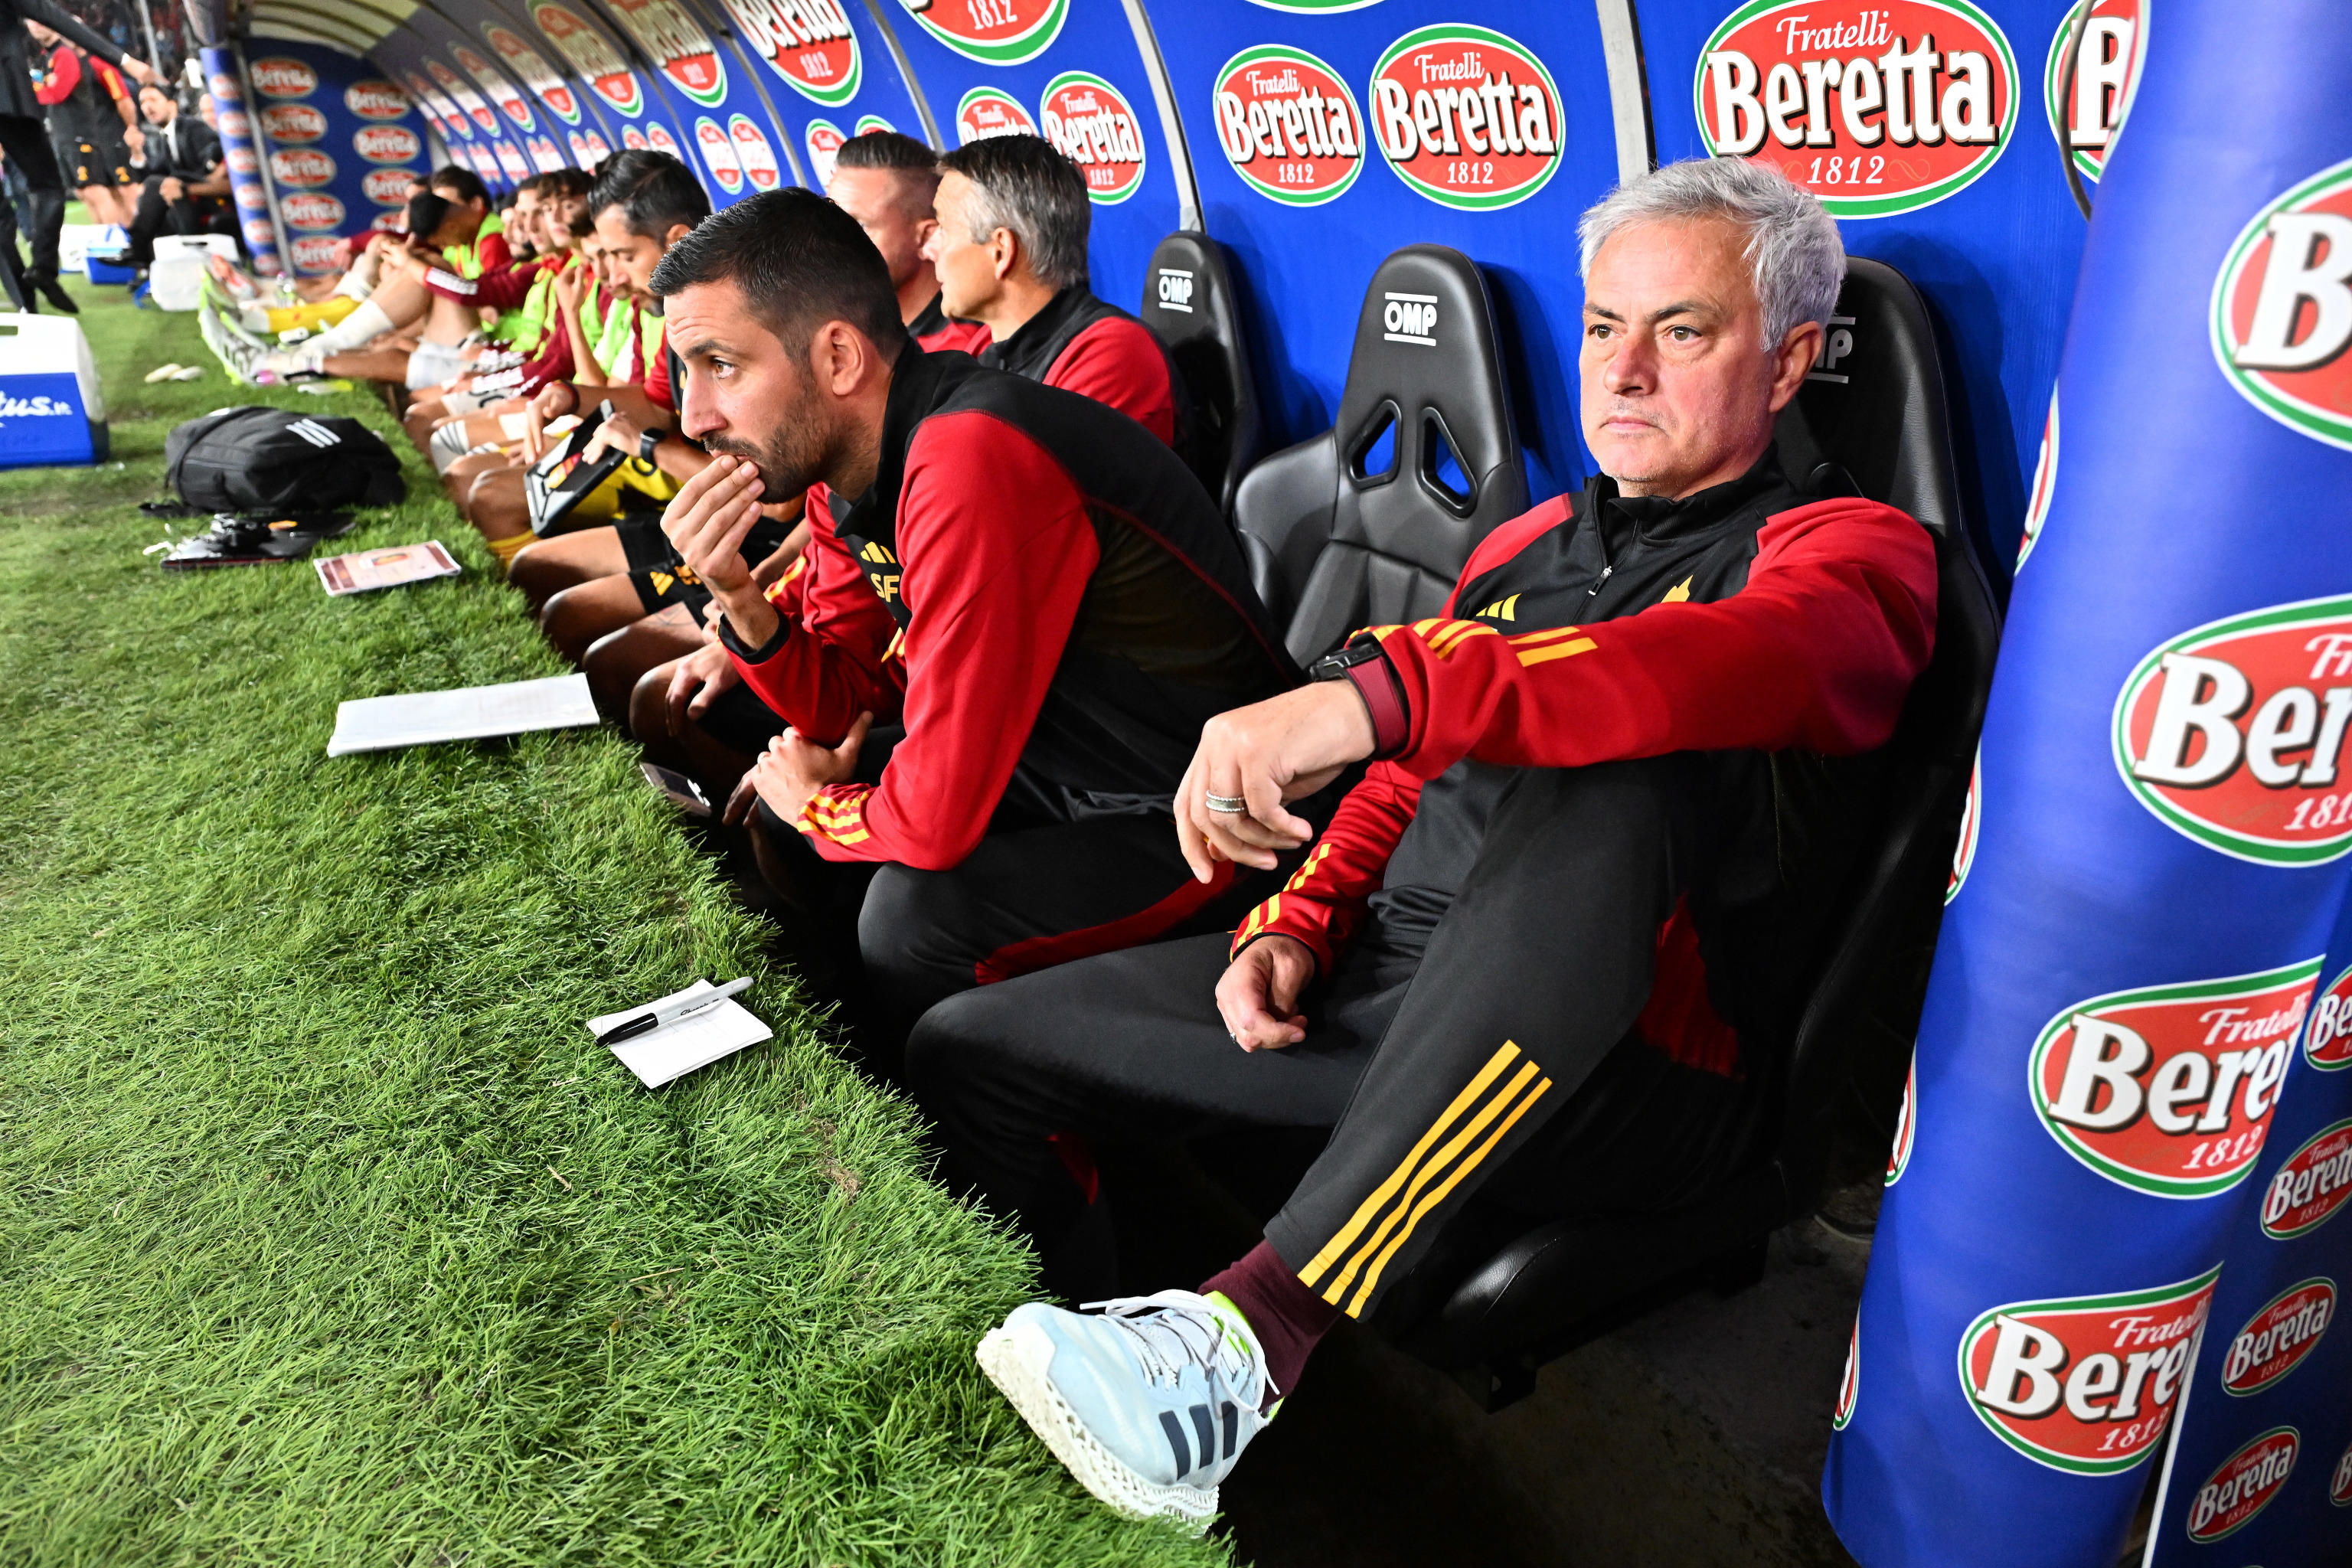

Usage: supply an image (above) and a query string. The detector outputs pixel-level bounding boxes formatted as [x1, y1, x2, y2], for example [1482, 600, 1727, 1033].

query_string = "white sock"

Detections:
[308, 299, 394, 355]
[333, 252, 381, 301]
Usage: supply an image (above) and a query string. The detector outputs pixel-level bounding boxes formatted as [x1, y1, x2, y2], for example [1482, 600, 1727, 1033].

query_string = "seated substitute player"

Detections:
[911, 158, 1942, 1523]
[629, 130, 1181, 798]
[653, 188, 1299, 1053]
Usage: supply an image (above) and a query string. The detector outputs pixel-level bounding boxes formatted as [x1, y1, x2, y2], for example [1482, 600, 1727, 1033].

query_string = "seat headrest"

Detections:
[1775, 256, 1965, 542]
[1140, 230, 1263, 514]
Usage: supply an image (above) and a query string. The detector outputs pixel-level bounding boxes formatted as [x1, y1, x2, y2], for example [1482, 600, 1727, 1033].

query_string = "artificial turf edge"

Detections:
[0, 283, 1231, 1568]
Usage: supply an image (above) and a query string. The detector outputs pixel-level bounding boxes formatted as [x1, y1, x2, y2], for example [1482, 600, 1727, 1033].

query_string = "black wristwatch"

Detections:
[637, 426, 665, 463]
[1307, 641, 1383, 682]
[1308, 637, 1409, 758]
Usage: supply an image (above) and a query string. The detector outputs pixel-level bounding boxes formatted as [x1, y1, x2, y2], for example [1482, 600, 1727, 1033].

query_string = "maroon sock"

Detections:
[1202, 1240, 1339, 1400]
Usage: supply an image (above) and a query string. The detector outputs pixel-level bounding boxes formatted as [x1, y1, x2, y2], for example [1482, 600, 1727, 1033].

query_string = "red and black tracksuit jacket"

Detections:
[976, 284, 1181, 448]
[720, 344, 1293, 871]
[910, 290, 991, 355]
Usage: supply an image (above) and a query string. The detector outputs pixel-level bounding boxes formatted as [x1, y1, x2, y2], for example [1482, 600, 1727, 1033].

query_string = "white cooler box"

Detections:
[149, 234, 240, 312]
[0, 315, 109, 468]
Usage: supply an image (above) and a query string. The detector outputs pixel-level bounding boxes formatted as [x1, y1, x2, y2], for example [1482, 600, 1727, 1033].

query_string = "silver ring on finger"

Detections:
[1205, 792, 1249, 814]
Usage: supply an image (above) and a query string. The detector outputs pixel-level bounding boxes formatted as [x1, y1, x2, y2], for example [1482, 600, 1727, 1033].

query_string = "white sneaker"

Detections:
[977, 1289, 1273, 1526]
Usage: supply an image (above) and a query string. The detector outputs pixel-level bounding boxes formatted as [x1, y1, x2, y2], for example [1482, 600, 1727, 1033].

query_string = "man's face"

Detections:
[26, 21, 57, 46]
[920, 172, 1002, 319]
[593, 207, 671, 301]
[428, 187, 487, 247]
[1579, 216, 1799, 498]
[668, 278, 838, 505]
[829, 166, 934, 292]
[509, 188, 543, 250]
[139, 87, 175, 123]
[545, 190, 590, 245]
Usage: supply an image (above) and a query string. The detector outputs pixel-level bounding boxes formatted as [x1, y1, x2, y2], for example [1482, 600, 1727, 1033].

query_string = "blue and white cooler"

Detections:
[0, 315, 111, 468]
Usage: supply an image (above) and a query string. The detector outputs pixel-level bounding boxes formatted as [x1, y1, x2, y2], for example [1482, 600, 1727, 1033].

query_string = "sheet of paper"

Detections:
[327, 673, 598, 757]
[586, 980, 773, 1089]
[315, 541, 462, 596]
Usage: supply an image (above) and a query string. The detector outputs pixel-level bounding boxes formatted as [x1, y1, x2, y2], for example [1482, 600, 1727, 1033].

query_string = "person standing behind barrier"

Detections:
[0, 0, 155, 312]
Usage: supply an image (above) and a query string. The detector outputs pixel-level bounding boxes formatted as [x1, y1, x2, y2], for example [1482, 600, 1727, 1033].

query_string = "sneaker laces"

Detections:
[1080, 1294, 1255, 1393]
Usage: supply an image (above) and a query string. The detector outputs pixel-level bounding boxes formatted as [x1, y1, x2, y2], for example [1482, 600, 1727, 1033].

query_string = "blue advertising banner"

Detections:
[201, 44, 286, 276]
[573, 0, 802, 198]
[1823, 2, 2352, 1563]
[464, 0, 629, 163]
[240, 41, 434, 276]
[689, 0, 930, 189]
[404, 5, 573, 175]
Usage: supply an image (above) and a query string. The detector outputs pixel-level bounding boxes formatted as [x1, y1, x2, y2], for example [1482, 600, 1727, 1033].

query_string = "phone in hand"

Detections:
[639, 762, 712, 817]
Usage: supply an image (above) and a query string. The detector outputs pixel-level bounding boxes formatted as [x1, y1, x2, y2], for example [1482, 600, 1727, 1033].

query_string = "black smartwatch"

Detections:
[1308, 638, 1409, 758]
[1307, 641, 1383, 682]
[637, 426, 666, 463]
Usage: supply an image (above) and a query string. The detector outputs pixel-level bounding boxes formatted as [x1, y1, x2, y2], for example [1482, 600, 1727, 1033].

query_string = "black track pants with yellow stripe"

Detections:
[1265, 755, 1717, 1321]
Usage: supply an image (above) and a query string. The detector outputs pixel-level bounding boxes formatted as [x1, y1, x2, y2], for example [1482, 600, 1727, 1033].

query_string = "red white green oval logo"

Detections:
[2042, 0, 2141, 185]
[397, 73, 456, 140]
[1369, 24, 1561, 211]
[730, 116, 782, 190]
[260, 103, 325, 144]
[494, 142, 531, 181]
[645, 122, 683, 162]
[956, 85, 1037, 145]
[1885, 1052, 1916, 1184]
[1946, 745, 1980, 903]
[604, 0, 728, 106]
[2014, 387, 2056, 567]
[345, 80, 410, 121]
[482, 26, 579, 125]
[270, 148, 335, 189]
[453, 45, 536, 132]
[855, 114, 894, 135]
[429, 60, 502, 136]
[2307, 962, 2352, 1070]
[250, 57, 317, 99]
[805, 117, 845, 187]
[281, 192, 344, 230]
[1832, 1315, 1859, 1429]
[724, 0, 861, 106]
[1040, 72, 1146, 205]
[2115, 596, 2352, 864]
[2334, 1439, 2352, 1505]
[622, 125, 649, 149]
[2187, 1426, 2298, 1543]
[354, 126, 421, 165]
[362, 167, 413, 204]
[2262, 1117, 2352, 1239]
[2030, 958, 2318, 1198]
[1696, 0, 2017, 219]
[532, 2, 644, 118]
[1214, 44, 1363, 207]
[694, 117, 744, 192]
[2211, 156, 2352, 453]
[2220, 1277, 2334, 1396]
[898, 0, 1066, 67]
[1957, 1265, 2218, 1475]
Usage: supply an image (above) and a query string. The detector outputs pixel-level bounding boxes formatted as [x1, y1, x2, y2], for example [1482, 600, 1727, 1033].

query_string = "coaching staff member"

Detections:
[919, 158, 1942, 1523]
[656, 189, 1297, 1050]
[0, 0, 153, 311]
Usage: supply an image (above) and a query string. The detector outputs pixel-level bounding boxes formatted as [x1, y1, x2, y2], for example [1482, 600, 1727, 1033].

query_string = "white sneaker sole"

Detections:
[977, 1317, 1219, 1528]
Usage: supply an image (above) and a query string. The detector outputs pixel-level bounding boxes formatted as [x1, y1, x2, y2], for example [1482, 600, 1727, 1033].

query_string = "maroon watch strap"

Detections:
[1343, 651, 1410, 759]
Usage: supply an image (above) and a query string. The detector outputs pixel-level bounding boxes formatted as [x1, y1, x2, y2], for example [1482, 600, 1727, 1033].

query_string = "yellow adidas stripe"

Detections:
[1508, 624, 1587, 646]
[1345, 1073, 1553, 1316]
[1517, 638, 1598, 667]
[1298, 1042, 1523, 1289]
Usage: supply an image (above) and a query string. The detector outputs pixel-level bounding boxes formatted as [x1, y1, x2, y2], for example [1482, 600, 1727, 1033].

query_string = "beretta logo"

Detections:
[240, 217, 275, 250]
[2261, 1116, 2352, 1239]
[2307, 961, 2352, 1070]
[225, 145, 256, 177]
[1696, 0, 2017, 219]
[622, 126, 649, 149]
[645, 122, 684, 162]
[2115, 596, 2352, 864]
[606, 0, 729, 107]
[724, 0, 861, 107]
[729, 116, 782, 190]
[897, 0, 1066, 68]
[1214, 44, 1364, 207]
[956, 86, 1037, 145]
[2027, 957, 2318, 1198]
[1832, 1316, 1859, 1429]
[567, 130, 595, 164]
[453, 45, 535, 132]
[1885, 1051, 1916, 1183]
[289, 235, 343, 274]
[494, 141, 531, 181]
[344, 80, 410, 121]
[260, 103, 325, 144]
[1040, 72, 1146, 204]
[695, 118, 744, 192]
[1957, 1265, 2218, 1475]
[804, 118, 846, 188]
[362, 167, 413, 206]
[1370, 24, 1562, 211]
[355, 125, 423, 165]
[397, 73, 453, 139]
[249, 56, 317, 100]
[527, 136, 565, 172]
[532, 2, 644, 118]
[234, 181, 266, 213]
[427, 60, 501, 136]
[269, 149, 335, 189]
[2043, 0, 2141, 185]
[2334, 1437, 2352, 1505]
[2221, 1277, 2334, 1396]
[207, 72, 241, 105]
[2211, 156, 2352, 452]
[2186, 1427, 2298, 1543]
[281, 192, 344, 231]
[482, 27, 579, 124]
[2014, 387, 2057, 567]
[1946, 744, 1980, 902]
[218, 109, 250, 142]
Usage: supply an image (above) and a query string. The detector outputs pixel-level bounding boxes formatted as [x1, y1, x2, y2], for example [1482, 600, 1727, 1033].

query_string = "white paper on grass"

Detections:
[326, 674, 598, 756]
[315, 541, 461, 596]
[587, 979, 773, 1089]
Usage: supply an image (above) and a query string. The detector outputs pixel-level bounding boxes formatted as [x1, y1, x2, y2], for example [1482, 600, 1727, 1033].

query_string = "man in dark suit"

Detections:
[0, 0, 155, 310]
[124, 82, 230, 269]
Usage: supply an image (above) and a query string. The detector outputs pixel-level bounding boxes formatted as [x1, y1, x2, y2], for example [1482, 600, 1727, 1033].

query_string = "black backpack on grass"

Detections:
[165, 406, 406, 514]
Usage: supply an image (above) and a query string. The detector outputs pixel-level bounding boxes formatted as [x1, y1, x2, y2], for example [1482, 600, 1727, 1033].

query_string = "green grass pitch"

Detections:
[0, 283, 1229, 1568]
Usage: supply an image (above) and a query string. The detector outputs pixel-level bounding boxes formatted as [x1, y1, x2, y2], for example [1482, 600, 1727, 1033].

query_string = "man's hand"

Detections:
[1215, 935, 1318, 1051]
[1175, 680, 1377, 881]
[661, 456, 773, 639]
[120, 57, 155, 86]
[664, 639, 739, 737]
[521, 380, 577, 461]
[580, 406, 646, 465]
[124, 126, 144, 157]
[745, 712, 873, 825]
[158, 175, 181, 201]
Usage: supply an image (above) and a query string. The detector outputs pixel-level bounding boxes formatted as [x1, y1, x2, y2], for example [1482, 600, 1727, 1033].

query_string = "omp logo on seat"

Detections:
[1383, 292, 1437, 347]
[1808, 314, 1857, 382]
[286, 418, 341, 449]
[1156, 268, 1195, 314]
